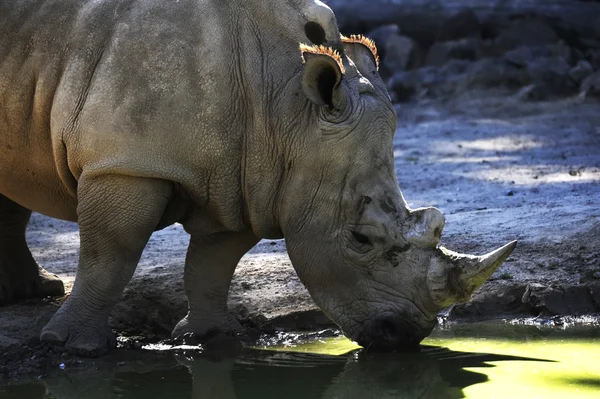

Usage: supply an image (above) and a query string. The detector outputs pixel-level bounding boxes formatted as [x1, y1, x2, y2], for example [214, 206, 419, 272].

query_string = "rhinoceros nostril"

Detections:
[305, 21, 327, 45]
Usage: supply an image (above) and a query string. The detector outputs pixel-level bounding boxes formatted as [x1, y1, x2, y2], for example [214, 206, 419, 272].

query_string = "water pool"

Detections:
[1, 322, 598, 398]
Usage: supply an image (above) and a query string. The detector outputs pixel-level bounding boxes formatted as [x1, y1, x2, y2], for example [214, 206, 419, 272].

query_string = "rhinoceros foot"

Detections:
[41, 298, 116, 356]
[0, 260, 65, 305]
[172, 312, 243, 340]
[0, 195, 65, 305]
[35, 266, 65, 297]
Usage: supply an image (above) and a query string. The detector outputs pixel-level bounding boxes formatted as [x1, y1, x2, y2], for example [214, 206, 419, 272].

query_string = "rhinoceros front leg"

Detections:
[172, 230, 258, 338]
[0, 195, 64, 304]
[41, 174, 171, 355]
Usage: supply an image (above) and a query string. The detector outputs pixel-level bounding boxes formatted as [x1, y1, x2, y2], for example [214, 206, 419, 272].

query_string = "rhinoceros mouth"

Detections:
[350, 311, 435, 351]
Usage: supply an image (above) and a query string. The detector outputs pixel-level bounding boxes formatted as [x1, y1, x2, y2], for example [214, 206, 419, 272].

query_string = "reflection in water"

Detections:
[0, 344, 553, 399]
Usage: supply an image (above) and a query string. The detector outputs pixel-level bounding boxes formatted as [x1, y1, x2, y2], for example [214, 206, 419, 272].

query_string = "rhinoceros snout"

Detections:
[356, 316, 432, 351]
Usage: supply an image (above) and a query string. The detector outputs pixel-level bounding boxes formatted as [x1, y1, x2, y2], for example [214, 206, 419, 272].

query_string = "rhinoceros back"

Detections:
[0, 0, 242, 221]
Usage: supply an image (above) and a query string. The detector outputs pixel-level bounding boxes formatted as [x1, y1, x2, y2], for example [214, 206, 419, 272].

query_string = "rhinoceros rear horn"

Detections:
[299, 43, 345, 109]
[427, 241, 517, 308]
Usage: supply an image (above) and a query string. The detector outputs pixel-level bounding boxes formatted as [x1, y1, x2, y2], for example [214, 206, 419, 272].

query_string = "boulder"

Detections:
[425, 38, 482, 67]
[569, 60, 594, 85]
[387, 68, 436, 101]
[388, 60, 478, 102]
[504, 46, 552, 68]
[522, 283, 599, 316]
[383, 34, 422, 72]
[387, 65, 458, 102]
[326, 0, 600, 45]
[527, 56, 575, 96]
[495, 17, 559, 51]
[580, 71, 600, 98]
[465, 58, 530, 89]
[437, 8, 480, 42]
[448, 282, 531, 320]
[517, 84, 551, 102]
[548, 18, 588, 52]
[366, 25, 422, 78]
[501, 47, 576, 97]
[548, 40, 577, 66]
[439, 59, 471, 77]
[387, 71, 419, 102]
[366, 24, 401, 60]
[585, 48, 600, 71]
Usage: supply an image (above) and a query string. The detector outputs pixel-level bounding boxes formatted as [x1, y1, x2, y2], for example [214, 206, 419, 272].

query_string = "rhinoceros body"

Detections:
[0, 0, 515, 354]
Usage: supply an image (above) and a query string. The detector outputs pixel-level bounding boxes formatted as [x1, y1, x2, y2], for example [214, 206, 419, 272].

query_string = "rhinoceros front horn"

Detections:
[427, 241, 517, 308]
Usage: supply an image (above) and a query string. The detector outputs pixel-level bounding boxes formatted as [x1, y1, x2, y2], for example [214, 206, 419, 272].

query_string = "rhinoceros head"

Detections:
[274, 1, 516, 350]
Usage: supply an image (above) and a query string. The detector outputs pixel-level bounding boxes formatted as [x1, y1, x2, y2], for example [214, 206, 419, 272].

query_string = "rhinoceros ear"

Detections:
[300, 44, 345, 109]
[341, 34, 379, 71]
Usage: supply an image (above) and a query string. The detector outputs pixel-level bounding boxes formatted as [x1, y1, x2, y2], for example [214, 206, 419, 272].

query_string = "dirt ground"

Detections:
[1, 91, 599, 376]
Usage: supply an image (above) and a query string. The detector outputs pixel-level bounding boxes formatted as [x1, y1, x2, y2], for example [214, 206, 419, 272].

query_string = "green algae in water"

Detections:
[256, 334, 361, 355]
[425, 337, 600, 398]
[257, 323, 600, 399]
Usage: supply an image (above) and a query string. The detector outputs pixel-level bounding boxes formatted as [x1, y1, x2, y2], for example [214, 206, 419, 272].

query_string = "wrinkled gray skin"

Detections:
[0, 0, 515, 354]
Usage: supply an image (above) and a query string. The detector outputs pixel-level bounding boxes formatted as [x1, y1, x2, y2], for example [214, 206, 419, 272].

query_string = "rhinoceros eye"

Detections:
[350, 231, 374, 254]
[305, 21, 326, 45]
[346, 225, 379, 254]
[352, 231, 371, 245]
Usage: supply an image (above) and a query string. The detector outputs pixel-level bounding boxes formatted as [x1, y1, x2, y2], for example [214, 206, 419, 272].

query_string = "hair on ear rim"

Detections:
[341, 34, 380, 70]
[300, 44, 345, 108]
[299, 43, 345, 75]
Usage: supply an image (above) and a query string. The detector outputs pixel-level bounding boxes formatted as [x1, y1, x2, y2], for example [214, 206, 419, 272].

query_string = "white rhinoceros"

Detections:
[0, 0, 515, 354]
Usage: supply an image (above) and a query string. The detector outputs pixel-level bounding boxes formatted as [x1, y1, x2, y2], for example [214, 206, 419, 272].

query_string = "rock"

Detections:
[383, 34, 422, 72]
[522, 283, 598, 315]
[439, 59, 471, 77]
[504, 47, 574, 94]
[366, 24, 401, 60]
[549, 40, 577, 66]
[465, 58, 530, 89]
[585, 48, 600, 70]
[425, 60, 473, 97]
[386, 64, 462, 102]
[569, 60, 593, 84]
[417, 66, 441, 87]
[437, 8, 480, 42]
[366, 25, 422, 77]
[504, 46, 552, 68]
[448, 282, 531, 320]
[527, 56, 575, 96]
[479, 14, 510, 40]
[495, 17, 559, 51]
[548, 18, 587, 52]
[580, 71, 600, 98]
[425, 38, 482, 67]
[387, 70, 421, 102]
[327, 0, 600, 45]
[582, 37, 600, 50]
[504, 46, 578, 96]
[517, 84, 551, 102]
